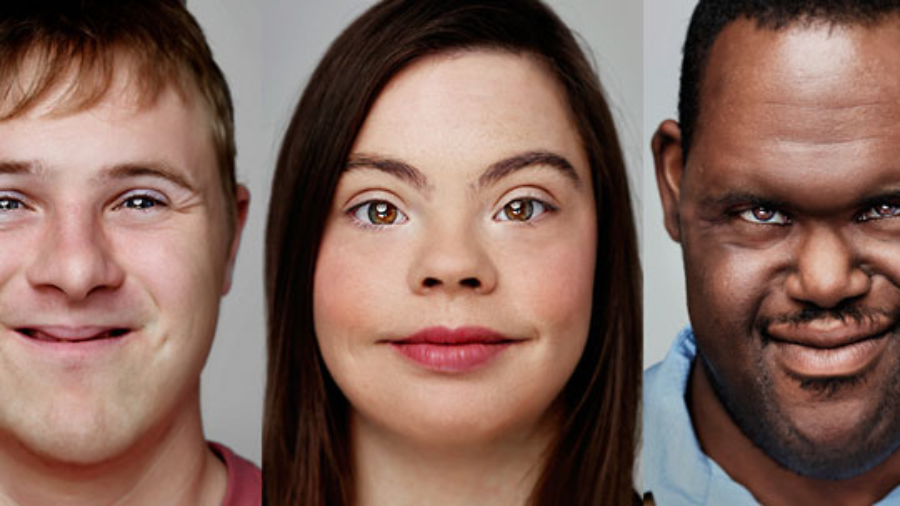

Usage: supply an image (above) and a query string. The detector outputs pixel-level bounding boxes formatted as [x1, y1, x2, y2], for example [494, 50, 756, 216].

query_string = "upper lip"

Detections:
[766, 316, 893, 349]
[15, 326, 132, 343]
[389, 326, 516, 345]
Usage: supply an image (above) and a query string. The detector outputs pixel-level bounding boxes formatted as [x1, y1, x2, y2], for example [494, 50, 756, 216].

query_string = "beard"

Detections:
[699, 346, 900, 480]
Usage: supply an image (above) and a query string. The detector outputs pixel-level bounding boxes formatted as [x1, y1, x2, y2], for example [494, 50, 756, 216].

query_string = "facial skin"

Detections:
[0, 67, 248, 483]
[656, 18, 900, 487]
[314, 48, 596, 466]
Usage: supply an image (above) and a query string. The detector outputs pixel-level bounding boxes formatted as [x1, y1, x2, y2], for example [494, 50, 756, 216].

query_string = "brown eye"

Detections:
[496, 198, 552, 222]
[739, 206, 788, 225]
[352, 200, 407, 226]
[860, 203, 900, 221]
[504, 199, 533, 221]
[753, 208, 773, 221]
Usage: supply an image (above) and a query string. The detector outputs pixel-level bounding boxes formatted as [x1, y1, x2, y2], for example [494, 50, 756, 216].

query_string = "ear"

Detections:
[222, 184, 250, 295]
[652, 119, 685, 243]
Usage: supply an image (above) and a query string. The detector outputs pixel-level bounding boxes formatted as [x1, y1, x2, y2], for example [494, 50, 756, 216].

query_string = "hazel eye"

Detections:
[860, 203, 900, 221]
[739, 206, 789, 225]
[351, 200, 407, 226]
[495, 198, 552, 222]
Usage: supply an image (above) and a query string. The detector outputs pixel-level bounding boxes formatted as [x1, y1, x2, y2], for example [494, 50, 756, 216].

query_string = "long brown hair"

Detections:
[264, 1, 641, 504]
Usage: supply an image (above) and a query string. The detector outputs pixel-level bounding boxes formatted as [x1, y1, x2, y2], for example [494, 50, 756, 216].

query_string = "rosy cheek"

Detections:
[507, 231, 597, 338]
[313, 234, 387, 345]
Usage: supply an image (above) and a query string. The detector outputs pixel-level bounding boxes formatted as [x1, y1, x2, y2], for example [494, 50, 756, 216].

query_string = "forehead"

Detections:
[689, 18, 900, 208]
[352, 50, 588, 180]
[0, 71, 216, 186]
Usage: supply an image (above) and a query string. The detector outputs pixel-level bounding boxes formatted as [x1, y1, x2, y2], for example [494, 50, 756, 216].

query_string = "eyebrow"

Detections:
[700, 191, 789, 210]
[346, 155, 429, 191]
[860, 190, 900, 208]
[346, 150, 581, 192]
[477, 150, 581, 189]
[0, 159, 196, 192]
[99, 162, 196, 192]
[0, 160, 38, 176]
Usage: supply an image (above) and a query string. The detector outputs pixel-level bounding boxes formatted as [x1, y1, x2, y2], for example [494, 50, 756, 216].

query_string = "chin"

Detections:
[763, 428, 900, 480]
[731, 390, 900, 480]
[15, 425, 136, 467]
[354, 392, 555, 449]
[3, 398, 143, 466]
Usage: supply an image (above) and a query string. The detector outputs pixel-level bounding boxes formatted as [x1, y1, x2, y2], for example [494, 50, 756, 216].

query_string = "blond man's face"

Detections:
[0, 77, 243, 464]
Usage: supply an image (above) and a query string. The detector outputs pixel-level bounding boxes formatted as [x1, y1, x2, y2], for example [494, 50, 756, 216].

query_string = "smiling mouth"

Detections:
[766, 318, 895, 379]
[387, 326, 520, 373]
[16, 327, 131, 343]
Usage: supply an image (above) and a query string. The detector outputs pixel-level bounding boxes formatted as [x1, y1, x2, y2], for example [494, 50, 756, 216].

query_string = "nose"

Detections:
[785, 226, 870, 308]
[25, 211, 125, 300]
[408, 225, 498, 295]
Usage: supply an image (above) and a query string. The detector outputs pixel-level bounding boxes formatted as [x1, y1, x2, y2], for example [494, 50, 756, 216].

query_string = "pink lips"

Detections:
[389, 326, 517, 373]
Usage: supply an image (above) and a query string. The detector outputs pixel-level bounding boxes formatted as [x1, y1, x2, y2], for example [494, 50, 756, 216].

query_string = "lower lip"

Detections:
[773, 336, 889, 378]
[391, 342, 513, 373]
[12, 331, 130, 358]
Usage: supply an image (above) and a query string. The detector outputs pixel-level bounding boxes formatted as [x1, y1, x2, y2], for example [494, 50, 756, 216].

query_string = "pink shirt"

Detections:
[209, 442, 262, 506]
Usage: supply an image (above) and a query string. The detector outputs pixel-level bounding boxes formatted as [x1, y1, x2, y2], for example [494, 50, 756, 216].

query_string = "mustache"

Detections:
[756, 304, 900, 336]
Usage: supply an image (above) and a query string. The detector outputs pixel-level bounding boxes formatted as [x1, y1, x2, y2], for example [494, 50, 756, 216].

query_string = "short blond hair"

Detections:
[0, 0, 237, 227]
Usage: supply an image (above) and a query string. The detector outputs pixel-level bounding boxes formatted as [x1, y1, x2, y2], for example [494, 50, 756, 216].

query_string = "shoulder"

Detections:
[209, 441, 262, 506]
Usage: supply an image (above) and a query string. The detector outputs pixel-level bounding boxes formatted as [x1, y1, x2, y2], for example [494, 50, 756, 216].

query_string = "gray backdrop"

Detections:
[643, 0, 698, 367]
[190, 0, 644, 466]
[188, 0, 265, 466]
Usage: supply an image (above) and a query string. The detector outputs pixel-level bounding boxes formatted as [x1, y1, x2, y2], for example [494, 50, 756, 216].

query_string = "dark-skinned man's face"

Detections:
[656, 18, 900, 479]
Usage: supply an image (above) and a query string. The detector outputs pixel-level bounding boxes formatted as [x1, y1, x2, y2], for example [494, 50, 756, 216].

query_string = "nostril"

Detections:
[460, 277, 481, 289]
[423, 277, 441, 288]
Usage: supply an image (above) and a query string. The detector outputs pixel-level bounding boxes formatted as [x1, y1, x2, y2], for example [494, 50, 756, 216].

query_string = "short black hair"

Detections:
[679, 0, 900, 159]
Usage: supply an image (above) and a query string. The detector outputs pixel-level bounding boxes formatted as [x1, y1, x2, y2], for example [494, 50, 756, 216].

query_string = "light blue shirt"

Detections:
[642, 327, 900, 505]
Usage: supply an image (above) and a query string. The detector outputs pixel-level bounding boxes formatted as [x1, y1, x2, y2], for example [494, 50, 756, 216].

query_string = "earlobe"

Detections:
[652, 120, 685, 243]
[222, 184, 251, 295]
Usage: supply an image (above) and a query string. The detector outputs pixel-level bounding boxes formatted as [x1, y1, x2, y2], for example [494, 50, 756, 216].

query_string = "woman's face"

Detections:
[313, 50, 597, 447]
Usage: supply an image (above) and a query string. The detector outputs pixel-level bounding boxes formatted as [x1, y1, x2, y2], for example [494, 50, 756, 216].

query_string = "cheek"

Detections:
[116, 219, 226, 371]
[120, 221, 224, 308]
[499, 218, 597, 353]
[312, 226, 409, 358]
[683, 235, 780, 375]
[685, 230, 773, 320]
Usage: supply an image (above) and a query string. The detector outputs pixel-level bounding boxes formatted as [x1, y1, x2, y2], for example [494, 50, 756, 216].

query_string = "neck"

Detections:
[690, 361, 900, 506]
[352, 413, 555, 506]
[0, 392, 226, 506]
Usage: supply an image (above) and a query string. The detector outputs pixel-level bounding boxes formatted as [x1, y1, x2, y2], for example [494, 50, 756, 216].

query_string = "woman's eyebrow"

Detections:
[477, 150, 581, 189]
[345, 150, 580, 191]
[346, 154, 430, 191]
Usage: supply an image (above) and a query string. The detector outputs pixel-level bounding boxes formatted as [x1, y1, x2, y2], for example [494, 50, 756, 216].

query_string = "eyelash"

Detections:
[494, 197, 557, 223]
[114, 191, 168, 212]
[0, 195, 26, 213]
[0, 189, 170, 222]
[737, 206, 790, 226]
[734, 202, 900, 226]
[347, 199, 408, 228]
[858, 203, 900, 222]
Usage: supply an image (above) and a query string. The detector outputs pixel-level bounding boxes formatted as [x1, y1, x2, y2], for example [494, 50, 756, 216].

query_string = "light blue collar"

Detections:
[642, 327, 900, 505]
